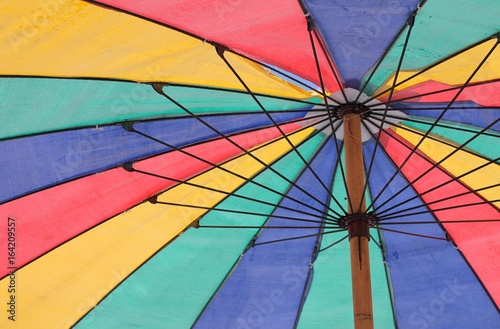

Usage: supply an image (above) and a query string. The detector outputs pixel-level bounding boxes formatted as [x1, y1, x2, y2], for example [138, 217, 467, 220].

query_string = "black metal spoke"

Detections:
[386, 106, 500, 111]
[197, 225, 340, 229]
[307, 20, 346, 102]
[369, 115, 500, 161]
[329, 122, 352, 213]
[366, 33, 500, 102]
[377, 199, 500, 221]
[357, 12, 416, 213]
[153, 199, 337, 225]
[253, 229, 346, 247]
[124, 115, 343, 220]
[138, 121, 341, 223]
[319, 235, 349, 252]
[377, 182, 500, 219]
[153, 83, 345, 217]
[127, 166, 339, 222]
[355, 4, 422, 103]
[164, 82, 321, 106]
[384, 154, 499, 216]
[358, 116, 500, 223]
[369, 233, 383, 252]
[375, 226, 448, 241]
[373, 79, 500, 104]
[0, 110, 302, 144]
[368, 116, 500, 214]
[216, 46, 348, 216]
[312, 28, 346, 98]
[306, 20, 354, 213]
[136, 121, 339, 222]
[365, 39, 499, 212]
[124, 111, 330, 162]
[370, 112, 500, 140]
[379, 219, 500, 225]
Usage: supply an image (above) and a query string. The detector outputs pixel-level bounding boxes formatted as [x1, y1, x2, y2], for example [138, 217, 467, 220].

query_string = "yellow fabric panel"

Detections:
[375, 39, 500, 96]
[0, 128, 313, 329]
[0, 0, 312, 99]
[393, 126, 500, 208]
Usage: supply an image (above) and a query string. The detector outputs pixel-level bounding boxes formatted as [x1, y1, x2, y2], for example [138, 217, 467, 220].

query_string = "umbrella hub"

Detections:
[340, 213, 377, 232]
[336, 103, 369, 119]
[302, 87, 408, 141]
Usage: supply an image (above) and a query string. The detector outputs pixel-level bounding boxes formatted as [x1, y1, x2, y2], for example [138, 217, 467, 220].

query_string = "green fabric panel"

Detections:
[75, 134, 324, 329]
[298, 154, 395, 329]
[0, 77, 321, 140]
[402, 118, 500, 163]
[363, 0, 500, 94]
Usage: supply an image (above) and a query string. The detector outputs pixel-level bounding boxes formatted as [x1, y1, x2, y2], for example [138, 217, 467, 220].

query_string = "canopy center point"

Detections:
[302, 87, 408, 141]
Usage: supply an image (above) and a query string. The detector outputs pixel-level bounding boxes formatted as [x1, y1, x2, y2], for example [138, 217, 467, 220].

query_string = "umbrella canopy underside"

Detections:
[0, 0, 499, 328]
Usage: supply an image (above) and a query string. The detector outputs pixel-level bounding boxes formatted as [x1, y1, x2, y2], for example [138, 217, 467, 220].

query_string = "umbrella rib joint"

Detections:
[340, 213, 378, 236]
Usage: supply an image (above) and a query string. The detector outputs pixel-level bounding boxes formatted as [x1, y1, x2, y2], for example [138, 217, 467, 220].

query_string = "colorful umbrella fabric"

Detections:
[1, 0, 499, 328]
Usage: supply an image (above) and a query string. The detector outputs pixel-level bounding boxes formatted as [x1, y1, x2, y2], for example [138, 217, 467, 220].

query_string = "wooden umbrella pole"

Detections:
[343, 113, 374, 329]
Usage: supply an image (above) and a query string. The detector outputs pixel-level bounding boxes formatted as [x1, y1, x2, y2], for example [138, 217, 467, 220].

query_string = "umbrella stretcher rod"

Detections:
[343, 113, 374, 329]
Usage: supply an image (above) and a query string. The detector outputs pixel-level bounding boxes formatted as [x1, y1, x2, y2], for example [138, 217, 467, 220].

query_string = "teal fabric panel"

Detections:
[363, 0, 500, 94]
[0, 77, 320, 139]
[75, 134, 324, 329]
[298, 156, 395, 328]
[402, 119, 500, 163]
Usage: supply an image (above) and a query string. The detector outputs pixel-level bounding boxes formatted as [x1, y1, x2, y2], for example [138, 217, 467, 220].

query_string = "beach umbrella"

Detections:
[0, 0, 499, 328]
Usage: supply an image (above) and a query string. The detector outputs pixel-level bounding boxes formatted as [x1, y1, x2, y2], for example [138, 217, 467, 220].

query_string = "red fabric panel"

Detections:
[93, 0, 341, 92]
[381, 129, 500, 306]
[382, 80, 500, 107]
[0, 123, 301, 277]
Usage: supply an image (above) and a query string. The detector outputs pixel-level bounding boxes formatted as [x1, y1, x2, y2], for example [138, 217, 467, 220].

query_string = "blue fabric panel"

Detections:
[364, 139, 499, 329]
[0, 112, 305, 203]
[194, 138, 338, 328]
[394, 101, 500, 132]
[303, 0, 419, 88]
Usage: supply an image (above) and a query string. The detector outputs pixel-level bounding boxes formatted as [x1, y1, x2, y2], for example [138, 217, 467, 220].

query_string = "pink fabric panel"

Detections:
[0, 123, 301, 277]
[383, 80, 500, 107]
[381, 129, 500, 306]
